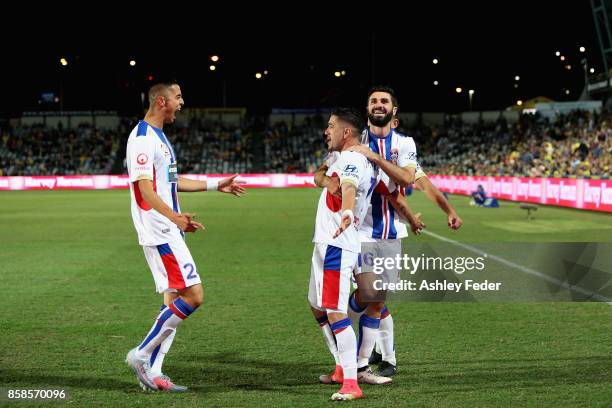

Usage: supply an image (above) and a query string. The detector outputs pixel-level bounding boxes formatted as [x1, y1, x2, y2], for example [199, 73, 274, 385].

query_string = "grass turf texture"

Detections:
[1, 188, 611, 407]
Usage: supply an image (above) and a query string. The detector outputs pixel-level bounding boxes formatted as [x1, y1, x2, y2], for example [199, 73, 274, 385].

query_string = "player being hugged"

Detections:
[308, 107, 377, 401]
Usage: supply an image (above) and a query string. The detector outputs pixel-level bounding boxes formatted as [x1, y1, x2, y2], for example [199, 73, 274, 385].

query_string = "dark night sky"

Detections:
[1, 2, 600, 117]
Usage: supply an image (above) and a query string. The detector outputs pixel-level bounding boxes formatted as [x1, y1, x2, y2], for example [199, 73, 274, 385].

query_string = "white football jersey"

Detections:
[313, 150, 377, 253]
[126, 120, 183, 246]
[360, 129, 418, 241]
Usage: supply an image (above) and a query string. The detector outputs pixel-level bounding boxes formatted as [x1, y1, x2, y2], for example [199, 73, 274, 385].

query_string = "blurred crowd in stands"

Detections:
[0, 109, 609, 179]
[171, 118, 253, 175]
[418, 110, 610, 179]
[263, 115, 326, 173]
[0, 122, 121, 176]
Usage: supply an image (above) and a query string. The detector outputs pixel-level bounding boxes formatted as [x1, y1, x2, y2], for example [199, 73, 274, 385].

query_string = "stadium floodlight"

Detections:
[211, 55, 219, 62]
[264, 70, 269, 75]
[590, 68, 595, 74]
[579, 46, 586, 53]
[209, 65, 216, 71]
[514, 75, 520, 81]
[555, 51, 561, 57]
[341, 70, 346, 76]
[468, 90, 474, 111]
[565, 89, 570, 95]
[60, 57, 68, 66]
[129, 60, 136, 67]
[565, 65, 572, 70]
[255, 72, 263, 79]
[560, 56, 566, 61]
[517, 100, 523, 106]
[334, 71, 341, 77]
[433, 58, 438, 64]
[433, 80, 439, 86]
[455, 87, 462, 93]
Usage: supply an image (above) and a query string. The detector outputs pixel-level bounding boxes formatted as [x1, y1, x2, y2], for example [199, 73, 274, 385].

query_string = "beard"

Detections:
[368, 111, 393, 127]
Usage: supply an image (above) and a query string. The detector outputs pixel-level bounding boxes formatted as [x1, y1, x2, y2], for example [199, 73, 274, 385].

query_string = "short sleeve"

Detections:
[338, 152, 365, 188]
[398, 137, 418, 169]
[128, 136, 155, 182]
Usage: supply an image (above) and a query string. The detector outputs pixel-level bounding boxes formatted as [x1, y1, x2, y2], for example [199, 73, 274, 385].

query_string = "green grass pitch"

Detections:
[1, 188, 611, 407]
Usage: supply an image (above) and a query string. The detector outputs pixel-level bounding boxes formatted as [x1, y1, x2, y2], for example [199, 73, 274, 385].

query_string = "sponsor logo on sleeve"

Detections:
[137, 153, 148, 165]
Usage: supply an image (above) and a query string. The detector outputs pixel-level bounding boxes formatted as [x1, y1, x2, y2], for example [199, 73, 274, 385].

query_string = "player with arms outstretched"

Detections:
[125, 80, 244, 392]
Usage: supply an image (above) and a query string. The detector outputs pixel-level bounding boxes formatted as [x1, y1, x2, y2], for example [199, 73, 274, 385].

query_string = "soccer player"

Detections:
[316, 86, 420, 381]
[309, 107, 377, 401]
[363, 115, 463, 372]
[124, 80, 245, 392]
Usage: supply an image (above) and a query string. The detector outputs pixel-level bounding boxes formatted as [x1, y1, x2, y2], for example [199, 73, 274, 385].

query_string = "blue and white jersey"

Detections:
[127, 120, 182, 246]
[313, 151, 378, 253]
[361, 129, 418, 241]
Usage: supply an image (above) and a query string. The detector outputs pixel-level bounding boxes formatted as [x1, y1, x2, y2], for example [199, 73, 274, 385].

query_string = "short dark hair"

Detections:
[331, 107, 365, 137]
[148, 79, 179, 106]
[367, 85, 399, 109]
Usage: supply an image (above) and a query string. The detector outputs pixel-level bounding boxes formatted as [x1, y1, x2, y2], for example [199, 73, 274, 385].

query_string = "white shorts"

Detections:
[308, 243, 359, 314]
[353, 238, 401, 290]
[142, 239, 201, 294]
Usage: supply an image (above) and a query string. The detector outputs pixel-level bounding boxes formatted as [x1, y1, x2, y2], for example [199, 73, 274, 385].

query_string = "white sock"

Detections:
[150, 329, 176, 377]
[357, 314, 381, 369]
[136, 298, 195, 358]
[379, 307, 396, 365]
[331, 318, 357, 380]
[315, 315, 340, 365]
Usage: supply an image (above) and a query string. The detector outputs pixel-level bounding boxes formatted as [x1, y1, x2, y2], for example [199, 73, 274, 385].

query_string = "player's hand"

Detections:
[184, 212, 204, 233]
[327, 176, 341, 197]
[174, 213, 204, 233]
[333, 212, 353, 239]
[218, 174, 246, 197]
[348, 144, 377, 161]
[410, 212, 426, 235]
[448, 212, 463, 230]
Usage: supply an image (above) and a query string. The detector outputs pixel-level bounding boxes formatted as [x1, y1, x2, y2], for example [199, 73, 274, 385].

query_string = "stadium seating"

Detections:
[1, 110, 609, 179]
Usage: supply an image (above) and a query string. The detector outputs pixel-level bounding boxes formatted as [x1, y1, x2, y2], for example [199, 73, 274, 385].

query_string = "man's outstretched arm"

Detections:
[387, 191, 426, 235]
[178, 174, 245, 196]
[415, 176, 462, 230]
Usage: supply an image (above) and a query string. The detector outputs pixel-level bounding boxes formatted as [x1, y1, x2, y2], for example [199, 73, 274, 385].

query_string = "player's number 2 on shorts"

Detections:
[184, 263, 198, 279]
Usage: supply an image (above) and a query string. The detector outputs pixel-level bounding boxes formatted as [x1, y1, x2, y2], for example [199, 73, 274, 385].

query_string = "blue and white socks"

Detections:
[378, 306, 396, 366]
[136, 298, 196, 360]
[330, 318, 358, 381]
[315, 315, 340, 366]
[357, 314, 381, 369]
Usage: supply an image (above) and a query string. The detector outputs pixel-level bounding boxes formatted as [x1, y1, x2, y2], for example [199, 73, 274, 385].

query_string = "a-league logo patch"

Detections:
[390, 148, 399, 164]
[136, 153, 148, 165]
